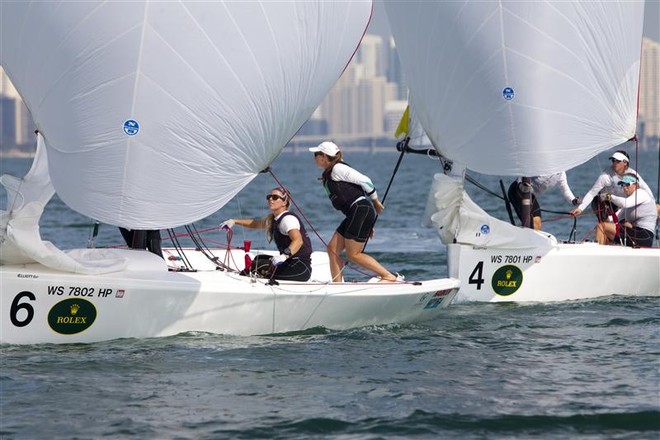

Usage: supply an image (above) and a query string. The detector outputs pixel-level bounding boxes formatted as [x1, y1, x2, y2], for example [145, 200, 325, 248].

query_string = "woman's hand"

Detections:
[373, 199, 384, 214]
[219, 219, 235, 230]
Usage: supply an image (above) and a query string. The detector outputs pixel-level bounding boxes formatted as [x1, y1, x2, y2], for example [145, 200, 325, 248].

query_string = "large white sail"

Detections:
[385, 1, 644, 176]
[1, 1, 371, 228]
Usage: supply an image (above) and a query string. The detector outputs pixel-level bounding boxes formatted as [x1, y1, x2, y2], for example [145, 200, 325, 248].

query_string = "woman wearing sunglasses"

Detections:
[570, 150, 653, 221]
[309, 141, 401, 283]
[219, 187, 312, 281]
[595, 174, 656, 247]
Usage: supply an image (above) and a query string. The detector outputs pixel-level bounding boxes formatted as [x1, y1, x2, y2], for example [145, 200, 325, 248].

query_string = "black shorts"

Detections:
[336, 199, 375, 243]
[245, 254, 312, 282]
[507, 181, 541, 224]
[272, 258, 312, 281]
[615, 225, 654, 248]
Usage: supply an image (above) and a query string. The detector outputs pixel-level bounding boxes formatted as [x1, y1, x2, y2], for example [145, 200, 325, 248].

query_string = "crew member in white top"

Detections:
[219, 187, 313, 281]
[507, 172, 578, 230]
[310, 141, 400, 283]
[595, 174, 656, 247]
[570, 150, 653, 221]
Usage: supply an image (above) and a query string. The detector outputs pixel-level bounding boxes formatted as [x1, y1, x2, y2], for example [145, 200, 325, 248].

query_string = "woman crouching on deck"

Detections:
[596, 173, 656, 247]
[219, 187, 313, 281]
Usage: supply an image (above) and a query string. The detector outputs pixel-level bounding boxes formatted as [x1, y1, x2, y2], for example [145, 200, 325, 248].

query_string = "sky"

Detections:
[368, 0, 660, 43]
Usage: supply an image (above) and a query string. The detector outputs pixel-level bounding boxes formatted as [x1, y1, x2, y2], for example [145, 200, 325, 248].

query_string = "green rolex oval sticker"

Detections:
[48, 298, 97, 335]
[491, 265, 523, 296]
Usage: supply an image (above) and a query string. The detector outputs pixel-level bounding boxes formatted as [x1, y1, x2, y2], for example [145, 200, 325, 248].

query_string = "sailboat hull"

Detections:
[1, 249, 459, 344]
[448, 242, 659, 303]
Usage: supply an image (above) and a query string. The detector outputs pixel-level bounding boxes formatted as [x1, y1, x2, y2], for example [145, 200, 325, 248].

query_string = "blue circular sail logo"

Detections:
[502, 87, 514, 100]
[123, 119, 140, 136]
[480, 224, 490, 234]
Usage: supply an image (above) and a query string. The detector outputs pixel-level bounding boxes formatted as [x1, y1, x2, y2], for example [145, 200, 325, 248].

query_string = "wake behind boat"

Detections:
[0, 1, 459, 345]
[384, 1, 659, 302]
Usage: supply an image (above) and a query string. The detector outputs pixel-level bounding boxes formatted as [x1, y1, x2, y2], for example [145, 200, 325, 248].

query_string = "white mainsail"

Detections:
[384, 1, 644, 176]
[1, 1, 372, 229]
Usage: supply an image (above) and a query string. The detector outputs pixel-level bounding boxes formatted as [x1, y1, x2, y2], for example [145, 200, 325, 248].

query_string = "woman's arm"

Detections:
[576, 172, 610, 211]
[610, 189, 652, 209]
[558, 172, 577, 204]
[285, 229, 303, 256]
[233, 218, 265, 229]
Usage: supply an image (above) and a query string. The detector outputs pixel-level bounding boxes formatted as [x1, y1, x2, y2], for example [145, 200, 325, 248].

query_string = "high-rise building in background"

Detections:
[638, 37, 660, 148]
[386, 37, 406, 100]
[1, 66, 36, 150]
[1, 95, 17, 147]
[356, 34, 385, 78]
[318, 34, 401, 142]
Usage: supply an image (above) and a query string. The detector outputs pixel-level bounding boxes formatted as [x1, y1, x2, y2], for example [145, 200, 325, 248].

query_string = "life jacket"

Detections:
[322, 162, 369, 215]
[272, 212, 312, 261]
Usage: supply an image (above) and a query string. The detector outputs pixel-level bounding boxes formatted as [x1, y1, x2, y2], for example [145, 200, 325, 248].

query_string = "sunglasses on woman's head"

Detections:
[266, 194, 284, 201]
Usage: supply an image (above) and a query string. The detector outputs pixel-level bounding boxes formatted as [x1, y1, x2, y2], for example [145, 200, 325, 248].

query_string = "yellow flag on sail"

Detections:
[394, 105, 409, 138]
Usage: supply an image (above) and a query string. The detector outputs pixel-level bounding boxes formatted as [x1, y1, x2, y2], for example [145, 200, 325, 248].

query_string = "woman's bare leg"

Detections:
[344, 238, 396, 281]
[327, 232, 345, 282]
[596, 222, 616, 245]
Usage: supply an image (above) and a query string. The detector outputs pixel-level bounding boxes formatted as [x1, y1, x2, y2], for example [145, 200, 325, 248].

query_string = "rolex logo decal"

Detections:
[48, 298, 97, 335]
[491, 265, 523, 296]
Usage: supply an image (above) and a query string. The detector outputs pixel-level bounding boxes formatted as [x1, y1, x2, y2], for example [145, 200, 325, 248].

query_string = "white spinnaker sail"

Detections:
[0, 1, 371, 228]
[385, 1, 644, 176]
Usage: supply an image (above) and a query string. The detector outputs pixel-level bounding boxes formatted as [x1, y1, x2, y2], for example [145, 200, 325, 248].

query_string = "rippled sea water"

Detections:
[1, 148, 659, 439]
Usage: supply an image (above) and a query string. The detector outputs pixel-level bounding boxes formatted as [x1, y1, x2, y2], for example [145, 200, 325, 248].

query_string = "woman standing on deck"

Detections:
[310, 141, 401, 283]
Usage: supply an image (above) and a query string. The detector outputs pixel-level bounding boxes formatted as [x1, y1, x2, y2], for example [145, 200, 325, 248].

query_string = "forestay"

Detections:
[384, 1, 644, 176]
[0, 1, 371, 228]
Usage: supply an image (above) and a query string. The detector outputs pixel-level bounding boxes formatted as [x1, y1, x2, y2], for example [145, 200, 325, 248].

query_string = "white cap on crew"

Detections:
[309, 141, 340, 157]
[609, 151, 629, 162]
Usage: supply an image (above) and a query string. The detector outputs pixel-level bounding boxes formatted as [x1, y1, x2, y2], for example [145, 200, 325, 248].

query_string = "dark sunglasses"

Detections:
[611, 159, 623, 163]
[266, 194, 284, 201]
[618, 182, 632, 187]
[314, 152, 324, 157]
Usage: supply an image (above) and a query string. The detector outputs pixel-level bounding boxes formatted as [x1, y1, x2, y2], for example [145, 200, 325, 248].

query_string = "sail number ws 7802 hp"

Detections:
[47, 285, 116, 297]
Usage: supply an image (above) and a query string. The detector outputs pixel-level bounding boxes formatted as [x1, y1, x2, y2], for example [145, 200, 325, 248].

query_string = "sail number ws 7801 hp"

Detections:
[465, 254, 535, 297]
[491, 255, 535, 265]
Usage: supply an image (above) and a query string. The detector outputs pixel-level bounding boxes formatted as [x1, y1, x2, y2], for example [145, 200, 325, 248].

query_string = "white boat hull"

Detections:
[448, 242, 659, 303]
[1, 248, 459, 344]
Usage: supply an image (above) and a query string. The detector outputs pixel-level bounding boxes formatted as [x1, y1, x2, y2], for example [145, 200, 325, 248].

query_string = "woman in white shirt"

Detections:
[219, 187, 313, 281]
[596, 174, 656, 247]
[310, 141, 401, 283]
[571, 150, 653, 221]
